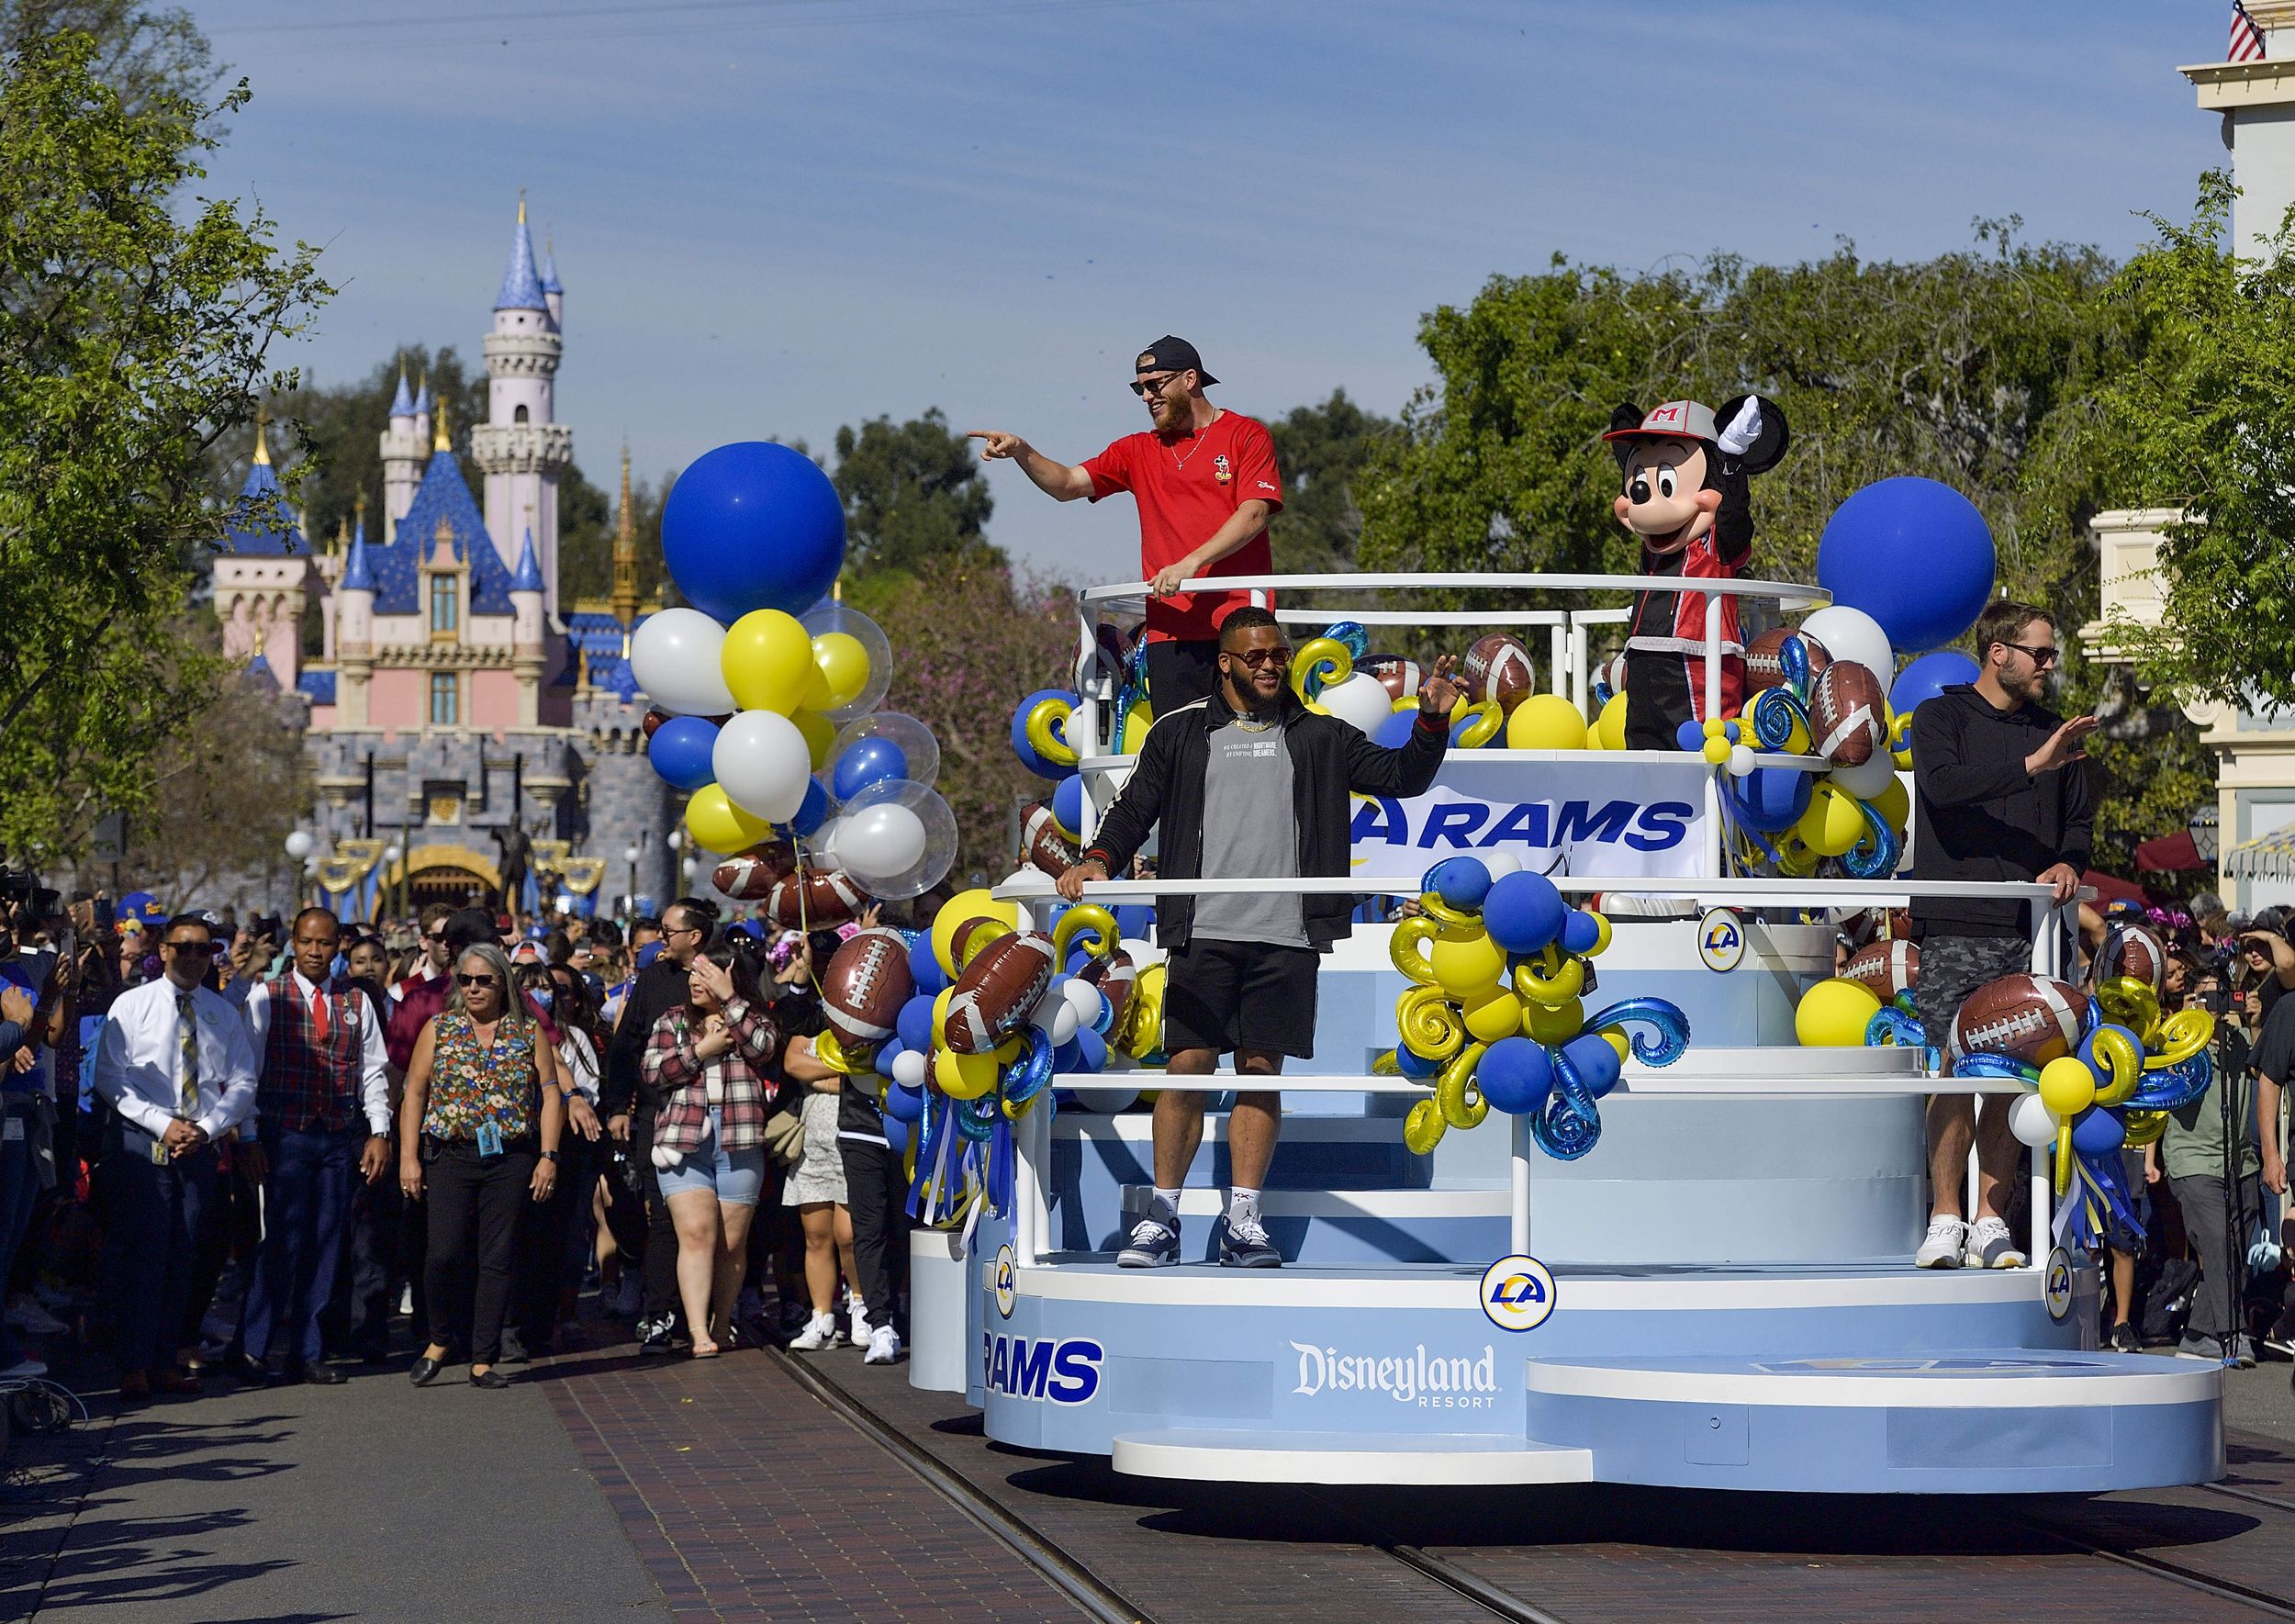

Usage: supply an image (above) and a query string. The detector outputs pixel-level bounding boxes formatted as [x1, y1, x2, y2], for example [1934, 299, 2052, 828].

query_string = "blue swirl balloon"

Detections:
[2127, 1051, 2213, 1111]
[1839, 796, 1902, 880]
[1952, 1053, 2041, 1083]
[1864, 1003, 1930, 1056]
[1747, 685, 1809, 752]
[1324, 621, 1370, 661]
[1528, 1043, 1602, 1160]
[1777, 633, 1812, 699]
[957, 1094, 1000, 1143]
[1002, 1027, 1056, 1108]
[1584, 998, 1690, 1068]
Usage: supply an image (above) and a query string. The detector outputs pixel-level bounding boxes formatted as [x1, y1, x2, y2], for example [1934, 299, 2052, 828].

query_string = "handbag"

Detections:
[762, 1104, 806, 1169]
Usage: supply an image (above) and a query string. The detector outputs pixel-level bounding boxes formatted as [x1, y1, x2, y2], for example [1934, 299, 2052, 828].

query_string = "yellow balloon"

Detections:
[1523, 996, 1584, 1045]
[684, 784, 772, 854]
[2037, 1056, 2097, 1118]
[812, 631, 872, 711]
[934, 1047, 1000, 1101]
[1116, 699, 1152, 754]
[1797, 782, 1864, 857]
[721, 609, 817, 714]
[1428, 928, 1506, 998]
[1871, 775, 1909, 834]
[931, 985, 954, 1036]
[1594, 692, 1629, 751]
[1404, 1097, 1448, 1155]
[1461, 984, 1521, 1044]
[1505, 693, 1587, 750]
[1119, 962, 1167, 1058]
[1599, 1027, 1631, 1065]
[930, 887, 1018, 978]
[791, 709, 837, 771]
[1796, 977, 1881, 1047]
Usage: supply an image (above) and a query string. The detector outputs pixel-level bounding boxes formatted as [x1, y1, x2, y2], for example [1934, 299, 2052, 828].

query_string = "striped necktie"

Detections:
[176, 991, 200, 1117]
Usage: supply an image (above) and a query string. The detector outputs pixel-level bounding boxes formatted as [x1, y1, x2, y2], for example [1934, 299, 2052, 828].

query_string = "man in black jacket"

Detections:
[601, 896, 717, 1351]
[1058, 608, 1460, 1267]
[1909, 599, 2095, 1271]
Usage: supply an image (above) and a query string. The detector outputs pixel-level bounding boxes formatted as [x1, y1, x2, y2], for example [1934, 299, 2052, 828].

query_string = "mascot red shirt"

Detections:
[1604, 396, 1789, 751]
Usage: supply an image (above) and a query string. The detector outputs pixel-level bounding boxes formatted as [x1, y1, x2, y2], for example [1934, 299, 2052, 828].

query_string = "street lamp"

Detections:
[383, 843, 403, 922]
[623, 843, 641, 923]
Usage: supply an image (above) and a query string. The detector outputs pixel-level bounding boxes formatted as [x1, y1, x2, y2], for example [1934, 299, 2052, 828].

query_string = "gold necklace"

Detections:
[1166, 409, 1222, 472]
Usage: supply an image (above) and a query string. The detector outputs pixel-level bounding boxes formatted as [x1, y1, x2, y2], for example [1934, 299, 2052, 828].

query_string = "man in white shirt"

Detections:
[92, 913, 260, 1401]
[233, 908, 392, 1385]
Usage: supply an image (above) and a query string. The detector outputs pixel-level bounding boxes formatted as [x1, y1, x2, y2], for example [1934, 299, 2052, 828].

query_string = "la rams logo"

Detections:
[992, 1242, 1016, 1319]
[1697, 907, 1745, 972]
[1213, 453, 1232, 484]
[1480, 1254, 1556, 1333]
[2043, 1246, 2072, 1323]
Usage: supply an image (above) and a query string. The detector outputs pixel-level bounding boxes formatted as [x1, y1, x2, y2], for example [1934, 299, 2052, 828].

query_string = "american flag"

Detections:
[2231, 1, 2267, 62]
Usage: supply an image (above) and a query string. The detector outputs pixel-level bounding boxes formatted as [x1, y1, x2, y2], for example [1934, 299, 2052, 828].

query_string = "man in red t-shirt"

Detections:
[970, 336, 1285, 716]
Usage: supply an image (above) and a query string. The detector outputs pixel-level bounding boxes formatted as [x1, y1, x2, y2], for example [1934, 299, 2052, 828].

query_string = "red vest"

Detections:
[259, 975, 366, 1133]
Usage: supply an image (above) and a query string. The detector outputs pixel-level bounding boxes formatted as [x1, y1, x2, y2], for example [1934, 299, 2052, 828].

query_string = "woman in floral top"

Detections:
[398, 943, 565, 1388]
[641, 942, 778, 1357]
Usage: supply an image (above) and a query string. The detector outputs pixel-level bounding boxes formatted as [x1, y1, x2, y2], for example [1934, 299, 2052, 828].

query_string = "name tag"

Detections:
[476, 1120, 503, 1158]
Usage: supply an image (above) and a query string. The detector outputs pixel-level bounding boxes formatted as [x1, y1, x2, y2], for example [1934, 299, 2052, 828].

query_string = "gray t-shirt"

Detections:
[1192, 718, 1305, 947]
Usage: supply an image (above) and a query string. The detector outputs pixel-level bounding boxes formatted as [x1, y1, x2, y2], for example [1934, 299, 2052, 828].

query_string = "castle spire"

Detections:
[389, 356, 414, 418]
[432, 397, 451, 454]
[610, 443, 640, 628]
[495, 193, 548, 313]
[252, 408, 271, 466]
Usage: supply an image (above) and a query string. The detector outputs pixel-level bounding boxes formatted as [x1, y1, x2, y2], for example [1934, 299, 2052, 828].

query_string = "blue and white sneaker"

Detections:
[1118, 1201, 1181, 1269]
[1217, 1215, 1282, 1269]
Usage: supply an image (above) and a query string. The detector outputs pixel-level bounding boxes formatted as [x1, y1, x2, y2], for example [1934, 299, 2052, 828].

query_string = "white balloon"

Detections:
[1062, 975, 1108, 1028]
[1828, 753, 1899, 801]
[1798, 605, 1894, 688]
[2009, 1091, 2058, 1148]
[890, 1047, 927, 1088]
[1028, 989, 1081, 1047]
[1728, 743, 1758, 778]
[631, 607, 738, 716]
[1118, 935, 1164, 970]
[1477, 848, 1525, 881]
[283, 829, 314, 859]
[836, 801, 929, 884]
[806, 817, 843, 868]
[712, 709, 812, 823]
[1319, 672, 1394, 734]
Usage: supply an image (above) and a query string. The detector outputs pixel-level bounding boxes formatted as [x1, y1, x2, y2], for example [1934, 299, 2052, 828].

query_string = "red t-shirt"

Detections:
[1080, 410, 1285, 644]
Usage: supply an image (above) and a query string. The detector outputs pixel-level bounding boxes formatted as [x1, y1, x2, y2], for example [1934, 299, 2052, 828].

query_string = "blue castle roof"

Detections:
[245, 653, 275, 687]
[298, 669, 337, 705]
[413, 376, 431, 414]
[367, 447, 517, 615]
[539, 246, 563, 296]
[222, 437, 303, 556]
[561, 610, 647, 700]
[341, 529, 376, 593]
[388, 368, 415, 418]
[496, 208, 549, 314]
[511, 529, 544, 594]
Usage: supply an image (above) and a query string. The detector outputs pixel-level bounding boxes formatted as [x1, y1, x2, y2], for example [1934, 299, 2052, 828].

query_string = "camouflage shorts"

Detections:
[1912, 934, 2036, 1058]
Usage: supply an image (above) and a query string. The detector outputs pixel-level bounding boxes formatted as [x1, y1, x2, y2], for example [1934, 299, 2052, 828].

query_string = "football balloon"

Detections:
[1021, 800, 1081, 879]
[1744, 628, 1830, 694]
[1842, 939, 1920, 999]
[1948, 972, 2086, 1067]
[1462, 634, 1536, 715]
[944, 931, 1056, 1055]
[820, 927, 913, 1044]
[1809, 660, 1888, 767]
[711, 841, 797, 901]
[760, 865, 867, 928]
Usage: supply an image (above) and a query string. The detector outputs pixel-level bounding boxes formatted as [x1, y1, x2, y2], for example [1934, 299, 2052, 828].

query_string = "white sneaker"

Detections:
[0, 1356, 47, 1380]
[6, 1298, 65, 1336]
[788, 1312, 838, 1351]
[397, 1285, 414, 1316]
[848, 1296, 871, 1348]
[1965, 1215, 2027, 1270]
[1915, 1215, 1968, 1269]
[863, 1324, 901, 1365]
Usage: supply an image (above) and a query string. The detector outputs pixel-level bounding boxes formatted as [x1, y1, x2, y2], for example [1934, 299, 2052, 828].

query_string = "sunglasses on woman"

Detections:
[456, 972, 499, 989]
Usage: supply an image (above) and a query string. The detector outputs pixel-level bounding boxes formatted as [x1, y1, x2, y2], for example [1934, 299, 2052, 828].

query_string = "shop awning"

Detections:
[2133, 830, 2206, 872]
[2224, 825, 2295, 880]
[2083, 869, 2149, 907]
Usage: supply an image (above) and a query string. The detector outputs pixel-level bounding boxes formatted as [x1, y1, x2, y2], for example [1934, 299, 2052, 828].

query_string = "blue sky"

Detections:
[196, 0, 2226, 585]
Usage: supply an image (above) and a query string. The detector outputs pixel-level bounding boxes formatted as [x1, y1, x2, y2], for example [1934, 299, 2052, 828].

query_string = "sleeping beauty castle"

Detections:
[210, 201, 680, 915]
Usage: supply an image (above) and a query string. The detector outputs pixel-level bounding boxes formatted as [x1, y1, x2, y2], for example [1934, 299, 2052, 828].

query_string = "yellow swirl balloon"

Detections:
[1024, 697, 1080, 769]
[1370, 1047, 1403, 1076]
[1523, 995, 1584, 1045]
[1437, 1041, 1491, 1130]
[2054, 1121, 2075, 1197]
[1888, 709, 1915, 767]
[2144, 1007, 2214, 1071]
[1397, 984, 1466, 1061]
[812, 1028, 865, 1075]
[1450, 700, 1505, 749]
[1052, 903, 1118, 965]
[1514, 944, 1585, 1008]
[1390, 915, 1442, 985]
[1289, 637, 1352, 710]
[1404, 1097, 1448, 1155]
[2121, 1109, 2168, 1148]
[2086, 1023, 2144, 1107]
[2095, 976, 2161, 1046]
[1416, 892, 1481, 931]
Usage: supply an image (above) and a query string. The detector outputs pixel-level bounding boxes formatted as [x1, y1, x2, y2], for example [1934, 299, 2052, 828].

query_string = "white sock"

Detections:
[1228, 1187, 1261, 1230]
[1151, 1187, 1181, 1226]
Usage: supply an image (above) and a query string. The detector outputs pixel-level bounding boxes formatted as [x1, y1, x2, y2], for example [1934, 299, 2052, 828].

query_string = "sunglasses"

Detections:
[1223, 646, 1293, 668]
[2004, 641, 2060, 669]
[164, 939, 215, 956]
[455, 972, 500, 989]
[1128, 372, 1182, 398]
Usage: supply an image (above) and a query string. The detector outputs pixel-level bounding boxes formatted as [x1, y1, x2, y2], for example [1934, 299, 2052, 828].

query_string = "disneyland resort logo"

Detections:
[1290, 1341, 1499, 1408]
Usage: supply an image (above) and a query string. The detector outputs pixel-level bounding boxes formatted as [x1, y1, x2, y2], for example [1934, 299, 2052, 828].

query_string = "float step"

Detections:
[1111, 1428, 1592, 1485]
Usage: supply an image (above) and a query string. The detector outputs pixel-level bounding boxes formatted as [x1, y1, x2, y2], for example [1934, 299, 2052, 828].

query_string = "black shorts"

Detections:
[1146, 638, 1220, 719]
[1163, 938, 1319, 1060]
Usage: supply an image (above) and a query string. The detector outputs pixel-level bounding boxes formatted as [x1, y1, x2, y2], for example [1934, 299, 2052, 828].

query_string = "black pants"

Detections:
[839, 1138, 906, 1327]
[630, 1112, 683, 1329]
[322, 1172, 403, 1361]
[516, 1135, 593, 1347]
[421, 1139, 534, 1365]
[2170, 1171, 2262, 1343]
[99, 1137, 214, 1375]
[1146, 638, 1219, 719]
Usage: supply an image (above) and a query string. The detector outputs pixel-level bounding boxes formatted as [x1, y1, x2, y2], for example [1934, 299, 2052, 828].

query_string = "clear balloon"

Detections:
[835, 778, 958, 901]
[834, 711, 940, 790]
[799, 601, 893, 722]
[712, 709, 814, 823]
[630, 607, 738, 717]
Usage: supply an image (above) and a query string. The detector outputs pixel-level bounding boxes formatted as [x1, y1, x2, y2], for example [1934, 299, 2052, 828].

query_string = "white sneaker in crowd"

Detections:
[6, 1297, 65, 1336]
[847, 1294, 871, 1348]
[1964, 1215, 2026, 1270]
[788, 1312, 839, 1351]
[1914, 1215, 1968, 1269]
[863, 1324, 901, 1365]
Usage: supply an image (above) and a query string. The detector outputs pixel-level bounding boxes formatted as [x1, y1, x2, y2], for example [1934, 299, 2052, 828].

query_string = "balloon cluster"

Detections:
[630, 442, 958, 902]
[1373, 857, 1689, 1160]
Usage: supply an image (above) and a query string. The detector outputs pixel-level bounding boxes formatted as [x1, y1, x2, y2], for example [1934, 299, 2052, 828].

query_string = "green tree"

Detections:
[1266, 388, 1395, 577]
[832, 409, 1000, 578]
[0, 24, 330, 861]
[2096, 170, 2295, 708]
[559, 462, 677, 609]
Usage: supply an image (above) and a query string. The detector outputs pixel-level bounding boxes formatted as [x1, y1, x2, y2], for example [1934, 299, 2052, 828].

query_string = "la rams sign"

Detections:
[1349, 760, 1712, 884]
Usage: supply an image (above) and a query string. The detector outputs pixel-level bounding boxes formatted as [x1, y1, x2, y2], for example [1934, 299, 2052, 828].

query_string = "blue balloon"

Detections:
[1483, 870, 1566, 955]
[881, 1081, 926, 1125]
[1394, 1044, 1442, 1079]
[830, 736, 908, 801]
[1560, 909, 1602, 957]
[1011, 688, 1081, 778]
[659, 442, 845, 622]
[1114, 904, 1153, 940]
[1674, 719, 1707, 753]
[1051, 774, 1086, 837]
[1374, 710, 1417, 749]
[874, 1036, 905, 1079]
[646, 715, 721, 791]
[1057, 1025, 1108, 1075]
[2069, 1104, 2126, 1155]
[1816, 476, 1997, 654]
[1889, 649, 1980, 717]
[895, 992, 937, 1056]
[906, 933, 949, 996]
[1476, 1037, 1555, 1115]
[882, 1112, 912, 1157]
[1425, 856, 1492, 911]
[1724, 764, 1813, 834]
[787, 776, 832, 837]
[1562, 1032, 1622, 1099]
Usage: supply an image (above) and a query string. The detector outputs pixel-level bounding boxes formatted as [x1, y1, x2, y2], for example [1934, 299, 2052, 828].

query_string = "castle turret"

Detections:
[511, 526, 546, 725]
[214, 416, 310, 692]
[471, 196, 573, 617]
[336, 511, 376, 727]
[379, 355, 424, 543]
[540, 234, 565, 330]
[610, 445, 640, 630]
[413, 370, 431, 451]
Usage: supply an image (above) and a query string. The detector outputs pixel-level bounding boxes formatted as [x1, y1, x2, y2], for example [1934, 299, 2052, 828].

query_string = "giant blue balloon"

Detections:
[1562, 1031, 1623, 1099]
[831, 736, 908, 801]
[647, 715, 721, 791]
[1816, 477, 1996, 654]
[1890, 649, 1981, 717]
[659, 442, 845, 622]
[1476, 1037, 1554, 1115]
[1373, 709, 1416, 749]
[905, 936, 949, 998]
[1723, 765, 1812, 834]
[1483, 870, 1566, 955]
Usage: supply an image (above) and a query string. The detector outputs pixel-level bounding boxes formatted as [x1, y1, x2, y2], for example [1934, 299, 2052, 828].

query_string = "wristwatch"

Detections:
[540, 1148, 561, 1163]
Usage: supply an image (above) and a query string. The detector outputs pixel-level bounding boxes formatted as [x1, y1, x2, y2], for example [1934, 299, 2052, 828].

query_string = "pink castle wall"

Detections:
[469, 669, 521, 732]
[368, 666, 423, 731]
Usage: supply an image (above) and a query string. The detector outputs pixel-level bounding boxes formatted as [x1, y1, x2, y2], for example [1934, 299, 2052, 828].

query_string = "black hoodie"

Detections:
[1909, 684, 2092, 940]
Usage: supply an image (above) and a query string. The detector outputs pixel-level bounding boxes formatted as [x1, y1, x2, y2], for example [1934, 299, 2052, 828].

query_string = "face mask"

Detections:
[531, 988, 554, 1012]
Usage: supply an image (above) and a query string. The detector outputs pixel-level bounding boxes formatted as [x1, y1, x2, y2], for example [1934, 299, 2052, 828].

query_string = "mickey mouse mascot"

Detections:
[1605, 395, 1790, 750]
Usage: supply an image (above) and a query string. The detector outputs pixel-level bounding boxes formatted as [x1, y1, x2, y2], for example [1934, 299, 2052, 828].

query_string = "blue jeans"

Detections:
[0, 1103, 41, 1365]
[100, 1132, 214, 1374]
[238, 1126, 362, 1367]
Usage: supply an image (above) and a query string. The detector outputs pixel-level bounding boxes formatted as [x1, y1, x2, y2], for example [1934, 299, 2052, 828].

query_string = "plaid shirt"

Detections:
[642, 998, 778, 1158]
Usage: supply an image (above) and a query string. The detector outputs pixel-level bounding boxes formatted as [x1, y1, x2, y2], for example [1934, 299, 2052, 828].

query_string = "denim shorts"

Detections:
[656, 1108, 766, 1206]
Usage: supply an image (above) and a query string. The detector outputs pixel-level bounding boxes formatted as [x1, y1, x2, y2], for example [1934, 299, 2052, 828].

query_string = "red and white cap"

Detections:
[1603, 399, 1718, 445]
